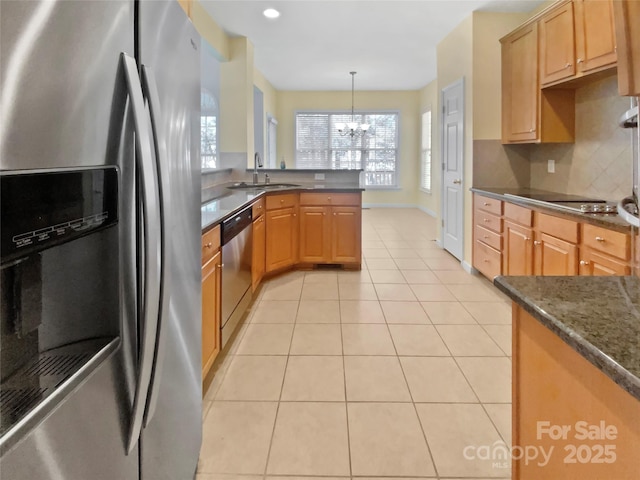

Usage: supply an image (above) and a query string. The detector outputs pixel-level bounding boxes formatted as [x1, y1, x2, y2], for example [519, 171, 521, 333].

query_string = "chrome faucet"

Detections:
[253, 152, 263, 184]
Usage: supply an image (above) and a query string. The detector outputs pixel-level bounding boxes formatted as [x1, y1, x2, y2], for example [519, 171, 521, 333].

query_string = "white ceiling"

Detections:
[200, 0, 544, 91]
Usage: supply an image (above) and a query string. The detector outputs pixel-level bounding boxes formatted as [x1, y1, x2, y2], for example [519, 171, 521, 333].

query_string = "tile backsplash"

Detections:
[530, 76, 632, 201]
[473, 75, 633, 202]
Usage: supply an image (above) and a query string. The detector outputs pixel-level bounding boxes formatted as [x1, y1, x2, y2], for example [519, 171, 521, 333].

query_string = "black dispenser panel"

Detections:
[1, 167, 118, 266]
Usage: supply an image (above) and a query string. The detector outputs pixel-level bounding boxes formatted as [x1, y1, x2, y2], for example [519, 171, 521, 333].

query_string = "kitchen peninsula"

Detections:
[200, 181, 364, 385]
[495, 275, 640, 479]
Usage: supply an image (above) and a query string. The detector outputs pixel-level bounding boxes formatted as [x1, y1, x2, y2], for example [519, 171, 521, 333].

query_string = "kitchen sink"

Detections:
[227, 182, 300, 190]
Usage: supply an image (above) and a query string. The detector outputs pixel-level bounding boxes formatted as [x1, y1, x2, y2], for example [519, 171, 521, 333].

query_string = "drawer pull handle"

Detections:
[484, 218, 490, 222]
[525, 237, 531, 242]
[595, 236, 605, 242]
[218, 263, 224, 268]
[205, 242, 213, 248]
[534, 241, 541, 246]
[580, 260, 589, 266]
[483, 202, 490, 206]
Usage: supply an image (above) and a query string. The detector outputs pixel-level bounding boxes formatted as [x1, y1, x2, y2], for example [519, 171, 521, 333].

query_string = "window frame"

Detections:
[294, 109, 401, 189]
[201, 88, 219, 170]
[420, 107, 433, 193]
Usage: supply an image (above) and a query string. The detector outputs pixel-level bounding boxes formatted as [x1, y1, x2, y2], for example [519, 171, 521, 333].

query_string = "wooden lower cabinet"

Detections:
[579, 247, 631, 276]
[266, 207, 298, 272]
[513, 306, 640, 479]
[299, 206, 331, 262]
[503, 221, 534, 275]
[252, 214, 266, 290]
[535, 233, 579, 275]
[331, 206, 361, 264]
[201, 249, 221, 381]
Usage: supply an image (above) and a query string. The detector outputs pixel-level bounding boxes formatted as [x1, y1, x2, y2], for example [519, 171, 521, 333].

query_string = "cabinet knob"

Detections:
[333, 212, 337, 216]
[565, 62, 572, 68]
[327, 197, 331, 201]
[483, 202, 490, 206]
[293, 213, 297, 217]
[483, 259, 489, 263]
[534, 240, 541, 246]
[577, 58, 584, 64]
[529, 128, 534, 133]
[323, 212, 326, 216]
[595, 236, 605, 242]
[483, 235, 489, 239]
[483, 218, 490, 222]
[218, 263, 224, 268]
[205, 242, 213, 248]
[580, 260, 589, 266]
[280, 199, 284, 203]
[525, 237, 531, 242]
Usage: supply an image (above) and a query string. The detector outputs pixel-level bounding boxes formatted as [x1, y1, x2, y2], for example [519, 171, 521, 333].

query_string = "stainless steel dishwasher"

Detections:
[221, 205, 253, 347]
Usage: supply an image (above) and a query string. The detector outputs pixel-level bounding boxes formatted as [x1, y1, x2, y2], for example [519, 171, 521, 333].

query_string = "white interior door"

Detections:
[441, 78, 465, 260]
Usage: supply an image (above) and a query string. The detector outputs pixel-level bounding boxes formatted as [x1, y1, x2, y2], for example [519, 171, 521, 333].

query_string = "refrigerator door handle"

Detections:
[140, 65, 172, 427]
[617, 196, 640, 227]
[121, 52, 162, 454]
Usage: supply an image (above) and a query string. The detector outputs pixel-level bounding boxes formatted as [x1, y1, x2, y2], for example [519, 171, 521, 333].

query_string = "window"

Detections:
[267, 115, 278, 168]
[201, 90, 218, 169]
[295, 112, 399, 187]
[420, 109, 432, 192]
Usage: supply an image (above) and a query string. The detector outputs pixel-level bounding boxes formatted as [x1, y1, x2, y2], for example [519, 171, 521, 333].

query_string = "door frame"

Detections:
[439, 77, 465, 260]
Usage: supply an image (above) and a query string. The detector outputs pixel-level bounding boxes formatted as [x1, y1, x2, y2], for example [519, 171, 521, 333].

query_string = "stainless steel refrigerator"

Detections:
[0, 1, 202, 479]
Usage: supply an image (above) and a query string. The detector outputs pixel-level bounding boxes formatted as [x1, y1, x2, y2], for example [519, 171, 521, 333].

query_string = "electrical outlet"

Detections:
[547, 159, 555, 173]
[314, 173, 325, 180]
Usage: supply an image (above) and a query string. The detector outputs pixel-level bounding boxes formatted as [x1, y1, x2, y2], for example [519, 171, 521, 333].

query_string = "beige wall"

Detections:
[253, 68, 278, 163]
[417, 80, 439, 216]
[191, 1, 229, 61]
[219, 38, 255, 165]
[276, 90, 421, 206]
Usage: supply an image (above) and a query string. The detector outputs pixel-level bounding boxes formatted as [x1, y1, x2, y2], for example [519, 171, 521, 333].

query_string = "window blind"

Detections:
[421, 109, 432, 192]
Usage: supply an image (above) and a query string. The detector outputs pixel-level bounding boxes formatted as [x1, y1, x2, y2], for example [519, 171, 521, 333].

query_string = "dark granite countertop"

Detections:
[471, 187, 631, 232]
[494, 275, 640, 400]
[201, 182, 364, 232]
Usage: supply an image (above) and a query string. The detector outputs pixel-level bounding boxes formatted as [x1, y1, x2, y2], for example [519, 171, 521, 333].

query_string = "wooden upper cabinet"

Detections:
[613, 0, 640, 96]
[539, 1, 576, 85]
[574, 0, 617, 74]
[501, 23, 539, 142]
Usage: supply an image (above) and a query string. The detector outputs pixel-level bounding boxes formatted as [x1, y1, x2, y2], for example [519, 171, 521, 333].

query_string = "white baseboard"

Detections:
[417, 205, 437, 218]
[362, 203, 421, 209]
[435, 238, 443, 248]
[461, 260, 479, 275]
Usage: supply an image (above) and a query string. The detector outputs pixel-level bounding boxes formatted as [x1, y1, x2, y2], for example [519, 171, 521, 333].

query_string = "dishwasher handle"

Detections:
[222, 206, 253, 245]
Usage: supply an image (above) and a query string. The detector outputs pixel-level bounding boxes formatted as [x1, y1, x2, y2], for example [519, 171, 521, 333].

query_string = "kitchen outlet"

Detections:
[547, 159, 555, 173]
[314, 173, 325, 180]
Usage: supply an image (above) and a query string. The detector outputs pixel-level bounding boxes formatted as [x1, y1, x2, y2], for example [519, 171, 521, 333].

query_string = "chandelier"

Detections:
[335, 71, 370, 138]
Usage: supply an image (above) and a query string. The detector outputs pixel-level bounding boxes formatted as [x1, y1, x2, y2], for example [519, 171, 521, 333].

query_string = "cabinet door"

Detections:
[266, 207, 298, 272]
[299, 206, 331, 263]
[252, 215, 266, 290]
[504, 222, 534, 275]
[202, 250, 221, 380]
[579, 248, 631, 276]
[502, 23, 538, 142]
[539, 2, 576, 85]
[574, 0, 617, 73]
[331, 206, 361, 264]
[536, 233, 579, 276]
[613, 0, 640, 96]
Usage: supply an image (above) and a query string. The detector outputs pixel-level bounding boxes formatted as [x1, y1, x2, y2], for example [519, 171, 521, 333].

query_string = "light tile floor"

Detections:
[199, 208, 513, 480]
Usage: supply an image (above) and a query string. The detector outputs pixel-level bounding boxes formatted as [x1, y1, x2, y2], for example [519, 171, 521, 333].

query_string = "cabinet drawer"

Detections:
[475, 194, 502, 216]
[474, 208, 503, 233]
[252, 198, 265, 218]
[474, 240, 502, 279]
[202, 225, 221, 265]
[582, 224, 630, 261]
[475, 224, 502, 251]
[537, 212, 579, 243]
[300, 192, 360, 206]
[266, 193, 298, 210]
[504, 202, 533, 226]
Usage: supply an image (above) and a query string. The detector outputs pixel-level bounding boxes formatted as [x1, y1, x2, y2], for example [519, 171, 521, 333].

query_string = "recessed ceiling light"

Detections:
[263, 8, 280, 19]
